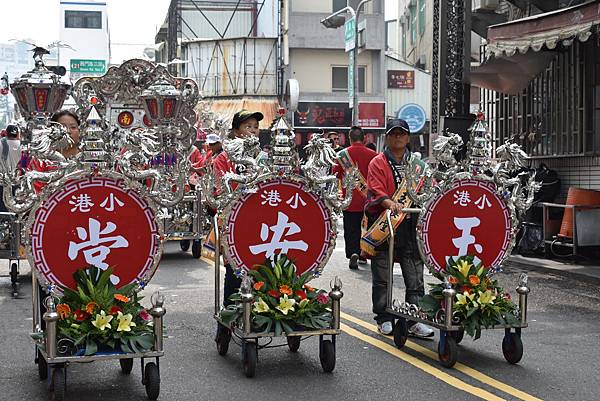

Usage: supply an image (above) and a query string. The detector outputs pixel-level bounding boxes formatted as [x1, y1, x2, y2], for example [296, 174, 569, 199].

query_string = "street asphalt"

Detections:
[1, 234, 599, 400]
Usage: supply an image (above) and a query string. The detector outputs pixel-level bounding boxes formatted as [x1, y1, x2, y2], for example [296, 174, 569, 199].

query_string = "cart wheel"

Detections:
[319, 339, 336, 373]
[438, 334, 458, 368]
[37, 352, 48, 380]
[502, 332, 523, 364]
[450, 329, 465, 345]
[191, 240, 201, 259]
[215, 325, 231, 356]
[50, 367, 65, 401]
[242, 341, 257, 378]
[119, 358, 133, 374]
[144, 362, 160, 400]
[180, 240, 191, 252]
[287, 336, 301, 353]
[393, 318, 408, 348]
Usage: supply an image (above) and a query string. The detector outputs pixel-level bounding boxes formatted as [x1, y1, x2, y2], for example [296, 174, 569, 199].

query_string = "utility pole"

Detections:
[321, 0, 374, 126]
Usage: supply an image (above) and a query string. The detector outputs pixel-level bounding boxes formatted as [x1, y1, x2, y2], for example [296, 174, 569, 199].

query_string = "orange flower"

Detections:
[279, 285, 292, 296]
[303, 284, 315, 292]
[468, 275, 480, 286]
[295, 290, 307, 300]
[85, 302, 98, 314]
[253, 281, 265, 291]
[460, 286, 473, 295]
[267, 290, 280, 298]
[114, 294, 130, 303]
[448, 276, 459, 285]
[56, 303, 71, 320]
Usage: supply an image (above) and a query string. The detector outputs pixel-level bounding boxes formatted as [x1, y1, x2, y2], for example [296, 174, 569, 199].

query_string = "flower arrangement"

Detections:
[419, 256, 518, 340]
[220, 256, 332, 336]
[51, 266, 154, 356]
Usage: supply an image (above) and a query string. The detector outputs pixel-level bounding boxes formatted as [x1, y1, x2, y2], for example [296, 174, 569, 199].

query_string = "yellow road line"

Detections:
[341, 323, 505, 401]
[341, 312, 543, 401]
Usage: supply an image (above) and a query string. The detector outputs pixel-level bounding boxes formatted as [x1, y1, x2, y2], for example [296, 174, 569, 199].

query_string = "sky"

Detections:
[1, 0, 171, 64]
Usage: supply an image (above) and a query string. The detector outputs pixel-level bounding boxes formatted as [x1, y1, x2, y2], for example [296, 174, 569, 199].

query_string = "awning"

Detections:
[470, 51, 556, 94]
[485, 1, 600, 57]
[471, 1, 600, 94]
[197, 97, 280, 130]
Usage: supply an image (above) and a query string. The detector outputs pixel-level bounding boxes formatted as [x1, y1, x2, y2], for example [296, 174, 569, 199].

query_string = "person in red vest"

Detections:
[364, 118, 434, 338]
[334, 125, 377, 269]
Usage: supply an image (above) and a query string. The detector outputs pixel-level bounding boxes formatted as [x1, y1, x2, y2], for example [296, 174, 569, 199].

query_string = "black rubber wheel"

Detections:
[502, 332, 524, 364]
[242, 341, 257, 378]
[450, 329, 465, 345]
[119, 358, 133, 374]
[393, 318, 408, 348]
[216, 326, 231, 356]
[319, 339, 336, 373]
[191, 240, 201, 259]
[144, 362, 160, 400]
[287, 336, 301, 353]
[10, 262, 18, 284]
[10, 263, 18, 296]
[50, 367, 65, 401]
[438, 335, 458, 368]
[37, 351, 48, 380]
[180, 240, 191, 252]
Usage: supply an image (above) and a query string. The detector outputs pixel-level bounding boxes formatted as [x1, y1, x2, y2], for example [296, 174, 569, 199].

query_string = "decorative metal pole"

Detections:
[329, 277, 344, 330]
[516, 273, 530, 326]
[150, 292, 166, 352]
[43, 297, 59, 359]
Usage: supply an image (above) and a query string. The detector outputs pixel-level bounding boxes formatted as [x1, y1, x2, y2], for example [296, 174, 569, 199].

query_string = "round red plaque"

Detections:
[29, 176, 160, 291]
[223, 178, 334, 276]
[418, 179, 512, 273]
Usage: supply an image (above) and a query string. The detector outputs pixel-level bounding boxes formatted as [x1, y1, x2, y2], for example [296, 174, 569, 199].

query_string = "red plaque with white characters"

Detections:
[223, 178, 335, 276]
[29, 176, 161, 291]
[418, 179, 512, 273]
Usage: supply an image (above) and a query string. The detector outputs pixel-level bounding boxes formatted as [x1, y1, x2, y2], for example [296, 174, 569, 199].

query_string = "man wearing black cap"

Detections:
[363, 118, 433, 337]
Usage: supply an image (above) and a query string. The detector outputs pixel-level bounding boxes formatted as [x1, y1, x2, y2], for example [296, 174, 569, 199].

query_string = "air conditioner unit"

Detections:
[472, 0, 500, 11]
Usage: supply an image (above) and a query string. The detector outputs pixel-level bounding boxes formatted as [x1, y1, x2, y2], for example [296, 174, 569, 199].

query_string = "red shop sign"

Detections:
[223, 178, 334, 276]
[30, 176, 160, 291]
[418, 179, 512, 273]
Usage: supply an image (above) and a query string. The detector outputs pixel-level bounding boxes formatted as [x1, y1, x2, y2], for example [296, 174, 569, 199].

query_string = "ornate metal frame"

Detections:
[220, 173, 337, 280]
[23, 169, 164, 295]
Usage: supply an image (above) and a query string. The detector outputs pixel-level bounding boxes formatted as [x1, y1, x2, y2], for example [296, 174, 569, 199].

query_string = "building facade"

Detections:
[286, 0, 387, 147]
[58, 0, 110, 82]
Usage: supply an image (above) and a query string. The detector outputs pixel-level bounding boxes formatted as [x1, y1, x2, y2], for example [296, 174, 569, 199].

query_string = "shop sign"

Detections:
[387, 70, 415, 89]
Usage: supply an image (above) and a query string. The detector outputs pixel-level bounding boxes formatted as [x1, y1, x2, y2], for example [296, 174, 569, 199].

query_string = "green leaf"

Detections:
[274, 321, 282, 336]
[84, 338, 98, 356]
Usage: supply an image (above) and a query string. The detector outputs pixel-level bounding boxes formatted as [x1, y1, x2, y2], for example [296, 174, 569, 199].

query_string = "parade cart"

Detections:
[202, 114, 355, 377]
[6, 53, 201, 399]
[0, 211, 26, 296]
[384, 114, 537, 368]
[159, 191, 206, 258]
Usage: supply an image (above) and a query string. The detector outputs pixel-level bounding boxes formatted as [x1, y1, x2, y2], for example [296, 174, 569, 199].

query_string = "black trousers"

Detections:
[370, 217, 424, 325]
[224, 263, 241, 307]
[343, 211, 364, 259]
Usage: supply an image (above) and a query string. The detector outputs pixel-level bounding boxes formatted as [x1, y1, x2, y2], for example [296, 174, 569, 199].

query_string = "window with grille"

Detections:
[481, 40, 600, 158]
[332, 66, 366, 92]
[65, 10, 102, 29]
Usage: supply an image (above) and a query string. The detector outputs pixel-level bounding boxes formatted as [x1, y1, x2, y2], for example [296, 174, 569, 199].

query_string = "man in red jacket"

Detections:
[334, 126, 377, 269]
[364, 118, 434, 338]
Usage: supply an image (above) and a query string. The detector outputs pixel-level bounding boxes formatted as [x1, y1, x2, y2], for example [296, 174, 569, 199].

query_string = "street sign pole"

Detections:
[348, 52, 354, 108]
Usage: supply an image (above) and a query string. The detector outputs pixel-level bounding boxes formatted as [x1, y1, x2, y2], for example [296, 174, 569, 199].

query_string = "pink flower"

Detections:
[139, 309, 151, 321]
[315, 293, 329, 304]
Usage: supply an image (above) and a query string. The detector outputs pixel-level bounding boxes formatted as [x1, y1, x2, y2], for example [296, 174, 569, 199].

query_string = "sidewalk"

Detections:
[507, 254, 600, 282]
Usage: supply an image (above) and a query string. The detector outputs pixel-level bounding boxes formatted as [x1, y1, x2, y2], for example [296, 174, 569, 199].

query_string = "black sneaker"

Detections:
[349, 254, 359, 270]
[358, 257, 368, 265]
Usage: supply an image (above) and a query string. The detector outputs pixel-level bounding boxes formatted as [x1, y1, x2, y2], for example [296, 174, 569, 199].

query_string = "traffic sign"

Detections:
[70, 59, 106, 74]
[397, 103, 427, 133]
[418, 179, 512, 274]
[344, 17, 356, 52]
[223, 178, 335, 276]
